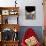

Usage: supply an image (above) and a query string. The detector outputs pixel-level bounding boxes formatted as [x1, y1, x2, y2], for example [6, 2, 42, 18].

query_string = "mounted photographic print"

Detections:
[25, 6, 36, 20]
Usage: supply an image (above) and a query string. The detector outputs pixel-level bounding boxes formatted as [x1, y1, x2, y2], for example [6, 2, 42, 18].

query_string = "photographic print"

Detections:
[25, 6, 36, 20]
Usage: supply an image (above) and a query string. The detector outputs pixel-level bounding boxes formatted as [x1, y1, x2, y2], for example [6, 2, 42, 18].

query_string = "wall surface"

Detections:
[18, 0, 43, 26]
[0, 0, 43, 26]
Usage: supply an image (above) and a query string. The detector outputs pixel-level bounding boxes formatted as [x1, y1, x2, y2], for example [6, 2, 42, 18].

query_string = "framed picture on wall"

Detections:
[25, 6, 36, 20]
